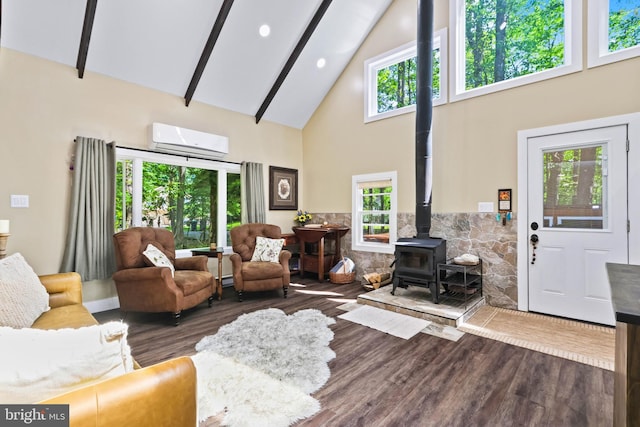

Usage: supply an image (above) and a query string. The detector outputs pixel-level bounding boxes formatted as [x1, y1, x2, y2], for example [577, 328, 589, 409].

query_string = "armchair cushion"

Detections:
[113, 227, 176, 270]
[175, 255, 208, 271]
[231, 223, 284, 261]
[250, 236, 285, 263]
[241, 261, 288, 281]
[143, 243, 175, 277]
[0, 253, 50, 328]
[175, 270, 214, 296]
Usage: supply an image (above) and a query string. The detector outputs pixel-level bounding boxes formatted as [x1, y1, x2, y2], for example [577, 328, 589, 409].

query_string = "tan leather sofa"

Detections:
[34, 272, 197, 427]
[32, 272, 99, 330]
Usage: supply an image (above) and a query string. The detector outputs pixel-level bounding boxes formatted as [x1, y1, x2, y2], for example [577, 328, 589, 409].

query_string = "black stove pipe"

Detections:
[415, 0, 434, 239]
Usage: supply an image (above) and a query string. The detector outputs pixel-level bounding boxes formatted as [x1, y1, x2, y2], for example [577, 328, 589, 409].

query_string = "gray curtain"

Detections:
[60, 137, 116, 281]
[240, 162, 266, 223]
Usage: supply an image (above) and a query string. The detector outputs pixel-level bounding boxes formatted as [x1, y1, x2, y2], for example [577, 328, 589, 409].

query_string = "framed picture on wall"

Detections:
[269, 166, 298, 210]
[498, 189, 512, 212]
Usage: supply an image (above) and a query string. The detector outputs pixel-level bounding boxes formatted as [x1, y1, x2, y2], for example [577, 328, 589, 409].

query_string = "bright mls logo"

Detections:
[0, 405, 68, 426]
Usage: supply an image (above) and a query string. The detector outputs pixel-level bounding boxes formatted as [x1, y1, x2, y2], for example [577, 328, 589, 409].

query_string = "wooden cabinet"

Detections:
[606, 263, 640, 427]
[292, 226, 349, 281]
[281, 233, 300, 275]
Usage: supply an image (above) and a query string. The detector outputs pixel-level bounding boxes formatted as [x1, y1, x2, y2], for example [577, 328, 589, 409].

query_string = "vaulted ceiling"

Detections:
[1, 0, 393, 129]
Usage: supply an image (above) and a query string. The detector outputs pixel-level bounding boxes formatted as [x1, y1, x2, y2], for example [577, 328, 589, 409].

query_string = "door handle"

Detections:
[530, 234, 538, 264]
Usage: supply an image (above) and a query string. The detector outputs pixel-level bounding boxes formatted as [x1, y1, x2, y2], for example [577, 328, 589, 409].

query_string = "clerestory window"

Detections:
[450, 0, 582, 101]
[588, 0, 640, 67]
[364, 29, 448, 123]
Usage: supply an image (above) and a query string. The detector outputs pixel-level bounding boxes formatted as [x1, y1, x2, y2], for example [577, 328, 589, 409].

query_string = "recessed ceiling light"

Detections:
[316, 58, 326, 69]
[259, 24, 271, 37]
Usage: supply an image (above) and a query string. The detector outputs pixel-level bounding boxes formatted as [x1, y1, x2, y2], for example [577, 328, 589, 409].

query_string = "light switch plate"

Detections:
[11, 195, 29, 208]
[478, 202, 494, 212]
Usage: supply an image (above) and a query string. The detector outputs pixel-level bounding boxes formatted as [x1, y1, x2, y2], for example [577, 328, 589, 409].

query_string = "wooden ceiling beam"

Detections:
[185, 0, 234, 107]
[255, 0, 332, 124]
[76, 0, 98, 79]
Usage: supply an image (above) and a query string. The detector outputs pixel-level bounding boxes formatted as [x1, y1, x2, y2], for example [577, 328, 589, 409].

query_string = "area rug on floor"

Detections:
[338, 304, 431, 339]
[336, 302, 465, 342]
[192, 308, 336, 427]
[459, 306, 615, 370]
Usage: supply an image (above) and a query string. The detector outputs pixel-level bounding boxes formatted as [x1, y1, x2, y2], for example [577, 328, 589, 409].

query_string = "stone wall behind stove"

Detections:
[311, 212, 517, 309]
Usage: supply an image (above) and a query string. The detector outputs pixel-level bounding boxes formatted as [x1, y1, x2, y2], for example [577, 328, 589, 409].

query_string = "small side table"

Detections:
[281, 233, 300, 275]
[436, 259, 483, 308]
[191, 248, 224, 300]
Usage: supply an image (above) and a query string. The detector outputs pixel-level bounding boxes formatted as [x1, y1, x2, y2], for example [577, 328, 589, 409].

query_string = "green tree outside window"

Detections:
[376, 48, 441, 114]
[608, 0, 640, 52]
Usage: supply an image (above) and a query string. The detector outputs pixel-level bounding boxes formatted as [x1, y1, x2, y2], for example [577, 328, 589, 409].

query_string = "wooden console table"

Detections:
[191, 248, 224, 300]
[292, 226, 349, 281]
[606, 263, 640, 427]
[281, 233, 300, 275]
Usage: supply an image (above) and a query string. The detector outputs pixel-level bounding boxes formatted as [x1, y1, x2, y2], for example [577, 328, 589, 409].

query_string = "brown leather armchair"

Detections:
[229, 223, 291, 301]
[112, 227, 214, 325]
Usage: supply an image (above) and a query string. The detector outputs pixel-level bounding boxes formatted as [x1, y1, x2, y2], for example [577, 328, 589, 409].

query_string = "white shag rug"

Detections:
[192, 308, 336, 426]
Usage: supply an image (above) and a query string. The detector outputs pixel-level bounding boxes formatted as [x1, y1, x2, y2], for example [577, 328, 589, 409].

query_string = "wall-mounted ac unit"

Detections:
[149, 123, 229, 160]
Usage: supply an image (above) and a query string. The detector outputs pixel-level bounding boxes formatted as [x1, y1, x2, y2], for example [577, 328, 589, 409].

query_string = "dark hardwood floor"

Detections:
[94, 277, 613, 427]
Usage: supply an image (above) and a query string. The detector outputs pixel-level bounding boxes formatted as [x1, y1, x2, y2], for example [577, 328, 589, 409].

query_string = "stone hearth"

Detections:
[311, 211, 517, 310]
[357, 285, 485, 327]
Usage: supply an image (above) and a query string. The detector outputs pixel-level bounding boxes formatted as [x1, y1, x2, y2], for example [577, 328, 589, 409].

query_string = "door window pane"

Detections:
[542, 145, 605, 229]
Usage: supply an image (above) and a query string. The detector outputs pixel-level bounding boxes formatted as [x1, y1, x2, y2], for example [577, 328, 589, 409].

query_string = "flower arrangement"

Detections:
[294, 210, 312, 225]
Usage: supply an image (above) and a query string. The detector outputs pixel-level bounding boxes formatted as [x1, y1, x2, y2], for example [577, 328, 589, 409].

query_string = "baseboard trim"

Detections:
[84, 296, 120, 313]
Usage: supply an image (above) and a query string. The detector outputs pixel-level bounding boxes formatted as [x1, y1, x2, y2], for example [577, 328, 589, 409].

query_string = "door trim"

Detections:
[516, 112, 640, 312]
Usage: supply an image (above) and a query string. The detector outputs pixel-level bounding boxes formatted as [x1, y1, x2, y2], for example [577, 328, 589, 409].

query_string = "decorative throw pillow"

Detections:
[250, 236, 285, 263]
[0, 321, 134, 403]
[0, 253, 50, 328]
[143, 243, 175, 277]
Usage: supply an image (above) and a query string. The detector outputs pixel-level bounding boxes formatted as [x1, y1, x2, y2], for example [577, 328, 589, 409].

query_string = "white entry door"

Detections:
[527, 125, 628, 326]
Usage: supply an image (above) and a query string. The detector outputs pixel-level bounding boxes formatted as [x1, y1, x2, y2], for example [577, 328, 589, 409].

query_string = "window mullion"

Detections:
[131, 158, 143, 227]
[217, 171, 227, 248]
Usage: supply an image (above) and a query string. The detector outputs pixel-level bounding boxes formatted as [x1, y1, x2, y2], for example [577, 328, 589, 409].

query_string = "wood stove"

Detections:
[391, 237, 446, 303]
[390, 0, 447, 303]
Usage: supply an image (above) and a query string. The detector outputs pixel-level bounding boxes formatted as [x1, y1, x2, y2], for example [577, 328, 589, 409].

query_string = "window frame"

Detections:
[351, 171, 397, 254]
[588, 0, 640, 68]
[116, 148, 241, 256]
[363, 28, 448, 123]
[450, 0, 583, 102]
